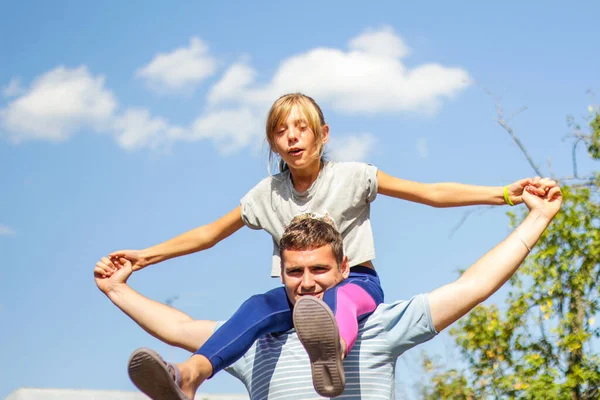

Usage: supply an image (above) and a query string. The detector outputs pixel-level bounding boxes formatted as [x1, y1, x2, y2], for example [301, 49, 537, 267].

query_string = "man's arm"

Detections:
[95, 258, 216, 353]
[428, 184, 562, 332]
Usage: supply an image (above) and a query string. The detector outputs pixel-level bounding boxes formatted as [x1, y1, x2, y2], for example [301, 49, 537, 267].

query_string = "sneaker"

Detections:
[127, 348, 190, 400]
[293, 296, 345, 397]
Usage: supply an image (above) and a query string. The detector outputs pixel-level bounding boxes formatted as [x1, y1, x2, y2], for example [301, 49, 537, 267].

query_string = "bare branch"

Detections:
[554, 175, 598, 190]
[547, 156, 555, 179]
[449, 206, 494, 238]
[479, 85, 544, 176]
[572, 138, 582, 178]
[451, 86, 597, 235]
[507, 106, 528, 123]
[496, 119, 544, 177]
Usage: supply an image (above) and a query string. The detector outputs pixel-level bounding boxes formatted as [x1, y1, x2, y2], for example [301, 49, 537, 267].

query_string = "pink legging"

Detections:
[195, 267, 384, 374]
[322, 267, 384, 352]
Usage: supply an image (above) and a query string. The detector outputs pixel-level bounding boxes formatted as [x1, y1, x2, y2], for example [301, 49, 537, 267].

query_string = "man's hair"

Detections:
[280, 217, 344, 266]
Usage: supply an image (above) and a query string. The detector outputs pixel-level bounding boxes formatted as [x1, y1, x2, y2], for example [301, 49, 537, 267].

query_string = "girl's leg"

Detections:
[321, 266, 384, 355]
[182, 269, 381, 397]
[130, 287, 293, 400]
[195, 286, 293, 374]
[293, 267, 384, 397]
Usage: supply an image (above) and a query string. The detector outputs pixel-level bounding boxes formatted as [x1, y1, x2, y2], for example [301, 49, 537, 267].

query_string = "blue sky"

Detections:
[1, 1, 598, 398]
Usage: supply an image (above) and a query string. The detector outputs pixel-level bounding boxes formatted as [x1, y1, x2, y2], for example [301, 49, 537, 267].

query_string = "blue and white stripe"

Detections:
[225, 295, 437, 399]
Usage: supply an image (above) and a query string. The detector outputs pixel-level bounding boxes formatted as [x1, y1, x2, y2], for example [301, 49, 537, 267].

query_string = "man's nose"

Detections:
[301, 271, 315, 290]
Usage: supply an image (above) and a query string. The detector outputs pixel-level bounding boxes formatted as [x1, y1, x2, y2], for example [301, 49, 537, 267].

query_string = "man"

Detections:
[95, 182, 561, 399]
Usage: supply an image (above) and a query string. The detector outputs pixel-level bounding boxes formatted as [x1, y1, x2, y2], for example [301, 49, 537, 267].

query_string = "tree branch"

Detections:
[449, 206, 494, 238]
[496, 118, 544, 177]
[481, 85, 544, 176]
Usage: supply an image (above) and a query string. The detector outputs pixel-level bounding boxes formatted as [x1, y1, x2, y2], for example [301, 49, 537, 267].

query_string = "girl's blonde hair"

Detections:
[265, 93, 326, 173]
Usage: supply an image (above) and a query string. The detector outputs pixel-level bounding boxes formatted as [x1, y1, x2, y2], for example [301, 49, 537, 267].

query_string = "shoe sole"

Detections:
[127, 348, 189, 400]
[293, 296, 345, 398]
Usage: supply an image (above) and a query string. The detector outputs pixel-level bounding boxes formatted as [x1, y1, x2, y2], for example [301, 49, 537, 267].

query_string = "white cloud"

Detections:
[329, 133, 376, 162]
[1, 28, 470, 157]
[207, 63, 255, 105]
[195, 27, 469, 156]
[111, 106, 262, 153]
[113, 108, 184, 150]
[136, 37, 217, 92]
[0, 66, 117, 142]
[209, 26, 471, 115]
[0, 65, 260, 154]
[417, 137, 428, 159]
[188, 107, 263, 154]
[348, 26, 410, 59]
[0, 225, 16, 236]
[2, 77, 24, 98]
[195, 27, 471, 156]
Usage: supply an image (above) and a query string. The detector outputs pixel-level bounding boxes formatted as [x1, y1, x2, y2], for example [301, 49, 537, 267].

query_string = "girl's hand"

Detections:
[109, 249, 149, 271]
[507, 177, 555, 205]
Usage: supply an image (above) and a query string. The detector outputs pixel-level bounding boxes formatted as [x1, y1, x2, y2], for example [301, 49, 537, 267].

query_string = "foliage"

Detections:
[420, 107, 600, 399]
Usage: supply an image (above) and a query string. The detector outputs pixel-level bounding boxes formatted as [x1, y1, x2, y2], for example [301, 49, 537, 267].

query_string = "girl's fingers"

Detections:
[548, 186, 562, 200]
[101, 256, 116, 271]
[541, 178, 557, 189]
[527, 178, 541, 187]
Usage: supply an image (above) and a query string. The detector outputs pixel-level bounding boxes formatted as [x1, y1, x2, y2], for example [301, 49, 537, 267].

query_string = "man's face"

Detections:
[281, 245, 349, 304]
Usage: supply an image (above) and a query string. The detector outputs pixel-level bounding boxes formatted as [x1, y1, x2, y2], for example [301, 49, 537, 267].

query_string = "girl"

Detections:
[105, 93, 542, 399]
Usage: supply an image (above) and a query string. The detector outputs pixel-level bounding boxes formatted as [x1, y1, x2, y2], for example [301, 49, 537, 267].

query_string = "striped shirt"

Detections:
[222, 294, 437, 399]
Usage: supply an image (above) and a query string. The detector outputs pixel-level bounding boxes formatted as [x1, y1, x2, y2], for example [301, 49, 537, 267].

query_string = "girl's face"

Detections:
[273, 105, 329, 171]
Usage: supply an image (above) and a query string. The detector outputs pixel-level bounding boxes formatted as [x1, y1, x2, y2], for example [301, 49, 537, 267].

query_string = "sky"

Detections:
[1, 0, 599, 398]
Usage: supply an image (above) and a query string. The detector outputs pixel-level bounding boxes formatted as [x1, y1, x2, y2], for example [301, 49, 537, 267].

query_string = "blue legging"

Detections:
[195, 266, 384, 375]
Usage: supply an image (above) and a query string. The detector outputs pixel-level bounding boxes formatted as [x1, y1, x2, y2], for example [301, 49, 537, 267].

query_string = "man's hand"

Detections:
[108, 249, 150, 272]
[94, 256, 133, 294]
[522, 180, 562, 219]
[506, 177, 556, 205]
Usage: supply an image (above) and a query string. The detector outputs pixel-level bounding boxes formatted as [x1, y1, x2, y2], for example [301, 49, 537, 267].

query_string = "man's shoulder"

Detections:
[373, 294, 428, 313]
[363, 295, 432, 330]
[359, 295, 437, 355]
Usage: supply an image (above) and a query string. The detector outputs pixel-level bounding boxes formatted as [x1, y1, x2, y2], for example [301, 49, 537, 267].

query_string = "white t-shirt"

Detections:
[241, 161, 378, 277]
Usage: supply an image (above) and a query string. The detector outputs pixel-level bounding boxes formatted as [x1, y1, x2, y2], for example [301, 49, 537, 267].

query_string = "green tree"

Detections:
[420, 104, 600, 399]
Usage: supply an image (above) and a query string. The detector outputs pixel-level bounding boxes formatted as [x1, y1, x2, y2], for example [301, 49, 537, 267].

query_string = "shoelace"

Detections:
[153, 351, 181, 386]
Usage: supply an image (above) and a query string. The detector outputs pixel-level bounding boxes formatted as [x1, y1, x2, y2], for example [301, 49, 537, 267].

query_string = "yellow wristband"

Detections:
[504, 186, 515, 206]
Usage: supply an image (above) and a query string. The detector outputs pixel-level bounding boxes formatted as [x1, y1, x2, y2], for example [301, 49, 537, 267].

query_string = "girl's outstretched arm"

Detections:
[110, 206, 245, 271]
[377, 170, 547, 208]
